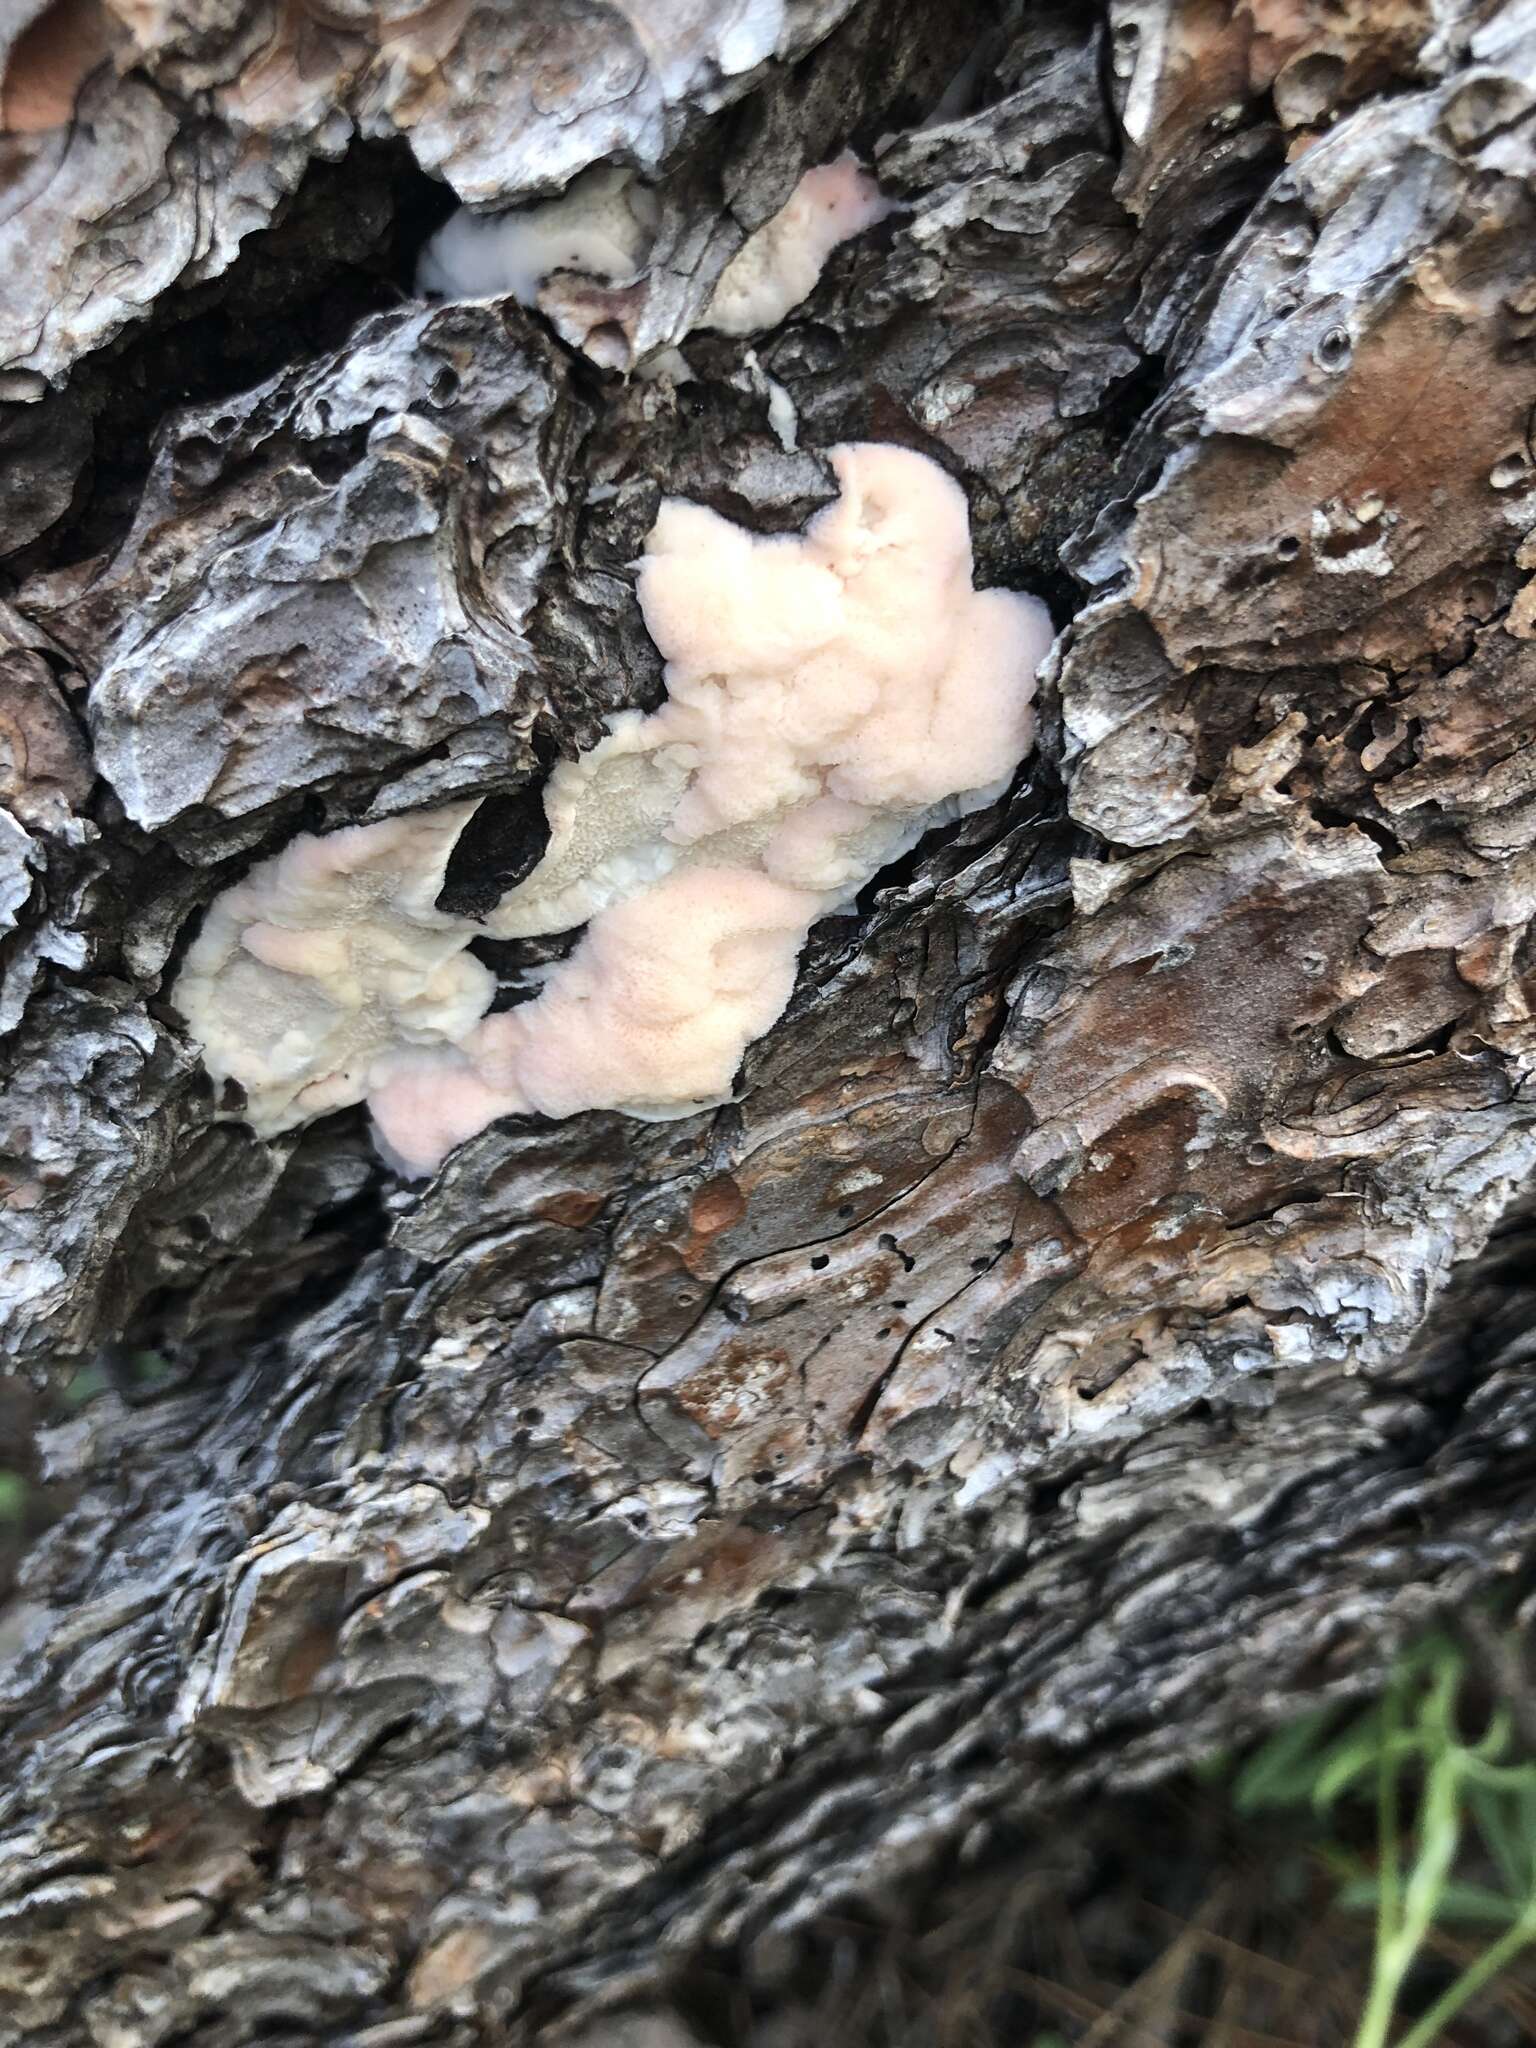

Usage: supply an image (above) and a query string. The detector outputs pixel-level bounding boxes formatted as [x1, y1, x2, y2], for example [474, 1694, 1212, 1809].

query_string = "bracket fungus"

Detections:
[174, 443, 1052, 1175]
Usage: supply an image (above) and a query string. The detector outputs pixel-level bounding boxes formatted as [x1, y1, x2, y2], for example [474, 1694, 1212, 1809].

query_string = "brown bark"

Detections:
[3, 2, 1536, 2042]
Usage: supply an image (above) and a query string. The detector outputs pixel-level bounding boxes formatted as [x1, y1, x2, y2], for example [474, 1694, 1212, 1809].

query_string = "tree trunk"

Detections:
[5, 2, 1536, 2041]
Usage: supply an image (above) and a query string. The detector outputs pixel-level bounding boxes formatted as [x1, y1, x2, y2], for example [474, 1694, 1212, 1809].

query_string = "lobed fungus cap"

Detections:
[174, 445, 1053, 1176]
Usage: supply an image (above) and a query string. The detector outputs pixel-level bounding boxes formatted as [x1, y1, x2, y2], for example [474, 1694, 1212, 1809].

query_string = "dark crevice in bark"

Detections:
[5, 137, 454, 586]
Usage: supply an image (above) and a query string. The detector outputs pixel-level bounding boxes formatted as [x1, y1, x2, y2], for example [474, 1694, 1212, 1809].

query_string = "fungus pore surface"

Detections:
[174, 444, 1052, 1175]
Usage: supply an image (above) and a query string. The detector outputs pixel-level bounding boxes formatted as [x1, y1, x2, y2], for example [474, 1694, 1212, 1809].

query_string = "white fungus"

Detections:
[415, 153, 890, 348]
[416, 166, 659, 305]
[174, 805, 490, 1136]
[703, 154, 892, 336]
[174, 444, 1053, 1176]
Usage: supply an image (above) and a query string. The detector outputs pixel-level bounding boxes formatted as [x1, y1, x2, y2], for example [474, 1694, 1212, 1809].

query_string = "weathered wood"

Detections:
[4, 2, 1536, 2041]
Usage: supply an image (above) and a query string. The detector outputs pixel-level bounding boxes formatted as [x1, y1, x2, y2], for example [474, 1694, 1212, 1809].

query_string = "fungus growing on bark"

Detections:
[704, 153, 892, 335]
[415, 153, 889, 346]
[174, 444, 1052, 1175]
[417, 166, 660, 305]
[172, 805, 489, 1136]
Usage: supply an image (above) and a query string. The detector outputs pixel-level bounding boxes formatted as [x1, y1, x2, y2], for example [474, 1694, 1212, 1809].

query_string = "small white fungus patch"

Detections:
[415, 153, 890, 348]
[704, 154, 892, 336]
[175, 805, 490, 1135]
[416, 166, 659, 305]
[175, 444, 1052, 1176]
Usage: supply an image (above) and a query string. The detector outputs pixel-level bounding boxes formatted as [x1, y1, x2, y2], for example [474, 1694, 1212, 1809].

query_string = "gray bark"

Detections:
[4, 1, 1536, 2041]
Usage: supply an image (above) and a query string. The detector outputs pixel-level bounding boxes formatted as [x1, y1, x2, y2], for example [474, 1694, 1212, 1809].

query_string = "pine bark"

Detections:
[4, 2, 1536, 2041]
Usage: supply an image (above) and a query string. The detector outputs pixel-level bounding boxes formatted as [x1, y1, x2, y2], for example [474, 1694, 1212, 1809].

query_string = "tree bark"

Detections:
[4, 1, 1536, 2041]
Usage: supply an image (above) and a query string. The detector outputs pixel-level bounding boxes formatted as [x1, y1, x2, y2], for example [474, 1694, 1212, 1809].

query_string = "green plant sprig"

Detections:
[1234, 1633, 1536, 2048]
